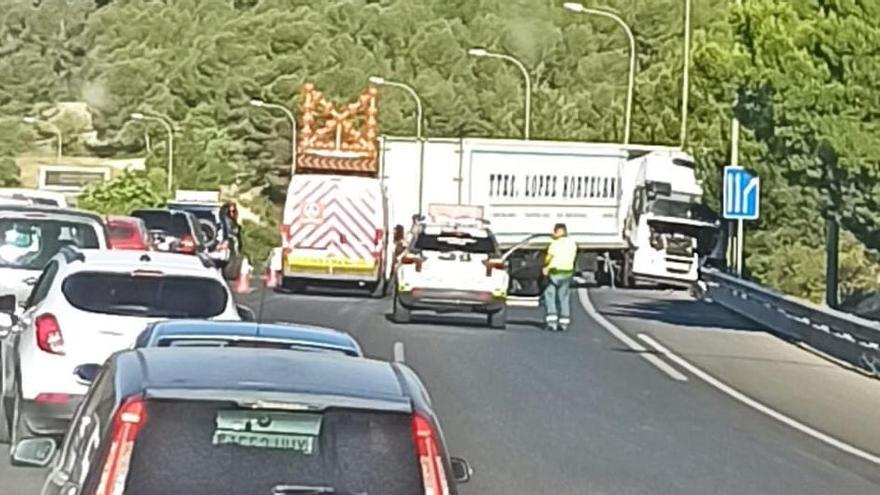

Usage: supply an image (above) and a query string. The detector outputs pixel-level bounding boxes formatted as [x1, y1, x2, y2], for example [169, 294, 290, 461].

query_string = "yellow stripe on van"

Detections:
[287, 255, 375, 270]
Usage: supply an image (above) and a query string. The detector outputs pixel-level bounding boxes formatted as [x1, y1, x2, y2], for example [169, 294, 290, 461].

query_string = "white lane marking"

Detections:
[393, 341, 406, 363]
[577, 289, 688, 382]
[637, 333, 880, 466]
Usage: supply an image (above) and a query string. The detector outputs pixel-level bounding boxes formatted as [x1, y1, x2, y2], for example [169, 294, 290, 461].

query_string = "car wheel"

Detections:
[392, 292, 411, 324]
[488, 305, 507, 329]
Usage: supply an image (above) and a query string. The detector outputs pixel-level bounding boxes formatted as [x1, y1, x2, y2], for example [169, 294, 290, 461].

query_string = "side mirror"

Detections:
[11, 437, 57, 468]
[449, 457, 472, 483]
[74, 363, 101, 386]
[0, 294, 16, 314]
[237, 304, 256, 322]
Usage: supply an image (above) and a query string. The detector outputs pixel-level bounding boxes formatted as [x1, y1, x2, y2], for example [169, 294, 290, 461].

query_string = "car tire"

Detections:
[488, 305, 508, 329]
[392, 292, 411, 324]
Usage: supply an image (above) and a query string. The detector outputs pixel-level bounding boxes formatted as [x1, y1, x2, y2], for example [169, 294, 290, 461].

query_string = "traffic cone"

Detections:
[264, 266, 280, 289]
[233, 258, 252, 294]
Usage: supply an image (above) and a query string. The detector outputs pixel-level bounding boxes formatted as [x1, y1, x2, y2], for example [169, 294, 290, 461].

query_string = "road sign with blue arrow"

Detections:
[723, 165, 760, 220]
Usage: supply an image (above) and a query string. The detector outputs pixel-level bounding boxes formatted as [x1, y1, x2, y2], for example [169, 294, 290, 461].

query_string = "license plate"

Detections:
[212, 431, 317, 454]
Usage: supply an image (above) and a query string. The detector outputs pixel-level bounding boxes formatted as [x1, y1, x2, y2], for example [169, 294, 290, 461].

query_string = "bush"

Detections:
[77, 171, 167, 215]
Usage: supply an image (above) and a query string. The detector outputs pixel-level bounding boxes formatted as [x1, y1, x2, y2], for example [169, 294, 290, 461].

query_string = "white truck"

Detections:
[379, 137, 721, 292]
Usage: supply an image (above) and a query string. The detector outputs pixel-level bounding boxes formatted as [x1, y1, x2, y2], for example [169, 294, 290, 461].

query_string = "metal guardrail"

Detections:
[700, 268, 880, 377]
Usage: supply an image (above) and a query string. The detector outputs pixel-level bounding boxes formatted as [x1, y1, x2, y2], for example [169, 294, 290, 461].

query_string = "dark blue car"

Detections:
[133, 320, 363, 357]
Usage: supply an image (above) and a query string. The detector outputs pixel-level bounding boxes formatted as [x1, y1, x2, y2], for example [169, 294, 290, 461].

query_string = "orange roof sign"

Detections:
[297, 83, 379, 175]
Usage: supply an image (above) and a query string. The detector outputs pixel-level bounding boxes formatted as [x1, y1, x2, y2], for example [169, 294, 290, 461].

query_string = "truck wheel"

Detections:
[392, 292, 411, 324]
[488, 306, 507, 329]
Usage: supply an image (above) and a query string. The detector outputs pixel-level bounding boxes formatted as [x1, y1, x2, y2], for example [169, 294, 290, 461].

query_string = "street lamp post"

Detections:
[563, 3, 636, 145]
[369, 76, 427, 215]
[680, 0, 692, 147]
[22, 116, 62, 163]
[131, 112, 174, 192]
[467, 48, 531, 140]
[249, 99, 297, 173]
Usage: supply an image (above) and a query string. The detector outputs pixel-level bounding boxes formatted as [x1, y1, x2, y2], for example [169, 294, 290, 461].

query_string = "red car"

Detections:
[106, 215, 152, 250]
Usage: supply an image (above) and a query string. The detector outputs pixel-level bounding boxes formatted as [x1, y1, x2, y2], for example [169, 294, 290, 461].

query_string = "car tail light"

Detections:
[94, 396, 147, 495]
[178, 234, 196, 254]
[483, 258, 506, 276]
[35, 314, 64, 355]
[401, 254, 423, 272]
[35, 393, 71, 404]
[412, 413, 450, 495]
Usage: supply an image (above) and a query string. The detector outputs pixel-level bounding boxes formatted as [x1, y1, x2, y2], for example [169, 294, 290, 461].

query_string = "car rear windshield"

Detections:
[122, 401, 422, 495]
[0, 218, 99, 270]
[62, 272, 228, 318]
[155, 338, 357, 356]
[132, 211, 191, 237]
[415, 231, 497, 254]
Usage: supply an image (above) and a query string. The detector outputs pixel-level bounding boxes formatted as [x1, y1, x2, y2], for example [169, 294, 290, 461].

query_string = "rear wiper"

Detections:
[272, 485, 366, 495]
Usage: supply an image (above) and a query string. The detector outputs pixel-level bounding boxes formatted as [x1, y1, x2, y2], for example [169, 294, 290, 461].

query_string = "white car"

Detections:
[393, 220, 509, 328]
[0, 247, 244, 448]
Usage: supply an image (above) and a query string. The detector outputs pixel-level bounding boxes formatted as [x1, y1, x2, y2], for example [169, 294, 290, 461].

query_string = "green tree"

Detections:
[77, 171, 167, 215]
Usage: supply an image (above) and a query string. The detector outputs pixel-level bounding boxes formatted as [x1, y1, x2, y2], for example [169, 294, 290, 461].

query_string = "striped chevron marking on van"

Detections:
[287, 178, 381, 263]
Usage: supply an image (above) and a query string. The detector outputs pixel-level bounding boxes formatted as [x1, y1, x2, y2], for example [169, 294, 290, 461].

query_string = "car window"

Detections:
[0, 219, 99, 270]
[414, 230, 497, 254]
[132, 211, 192, 237]
[25, 260, 59, 308]
[61, 272, 229, 318]
[122, 401, 421, 495]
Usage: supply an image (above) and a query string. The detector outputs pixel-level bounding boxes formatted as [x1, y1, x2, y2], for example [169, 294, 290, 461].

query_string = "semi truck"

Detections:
[379, 137, 721, 292]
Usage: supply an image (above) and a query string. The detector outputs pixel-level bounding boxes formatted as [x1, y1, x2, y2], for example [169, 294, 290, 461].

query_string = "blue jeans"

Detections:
[543, 273, 573, 327]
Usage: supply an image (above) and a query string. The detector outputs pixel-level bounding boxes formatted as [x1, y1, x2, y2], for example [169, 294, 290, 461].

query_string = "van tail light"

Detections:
[94, 396, 147, 495]
[35, 314, 64, 355]
[483, 258, 506, 277]
[178, 234, 196, 254]
[401, 254, 423, 272]
[412, 413, 450, 495]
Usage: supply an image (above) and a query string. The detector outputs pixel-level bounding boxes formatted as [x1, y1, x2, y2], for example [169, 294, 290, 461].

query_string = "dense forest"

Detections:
[1, 0, 879, 301]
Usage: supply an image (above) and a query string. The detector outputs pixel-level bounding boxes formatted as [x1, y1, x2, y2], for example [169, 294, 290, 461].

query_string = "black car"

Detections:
[166, 200, 243, 279]
[11, 347, 472, 495]
[130, 208, 208, 256]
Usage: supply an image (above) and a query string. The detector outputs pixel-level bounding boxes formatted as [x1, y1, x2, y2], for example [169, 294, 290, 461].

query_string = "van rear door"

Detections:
[283, 175, 383, 277]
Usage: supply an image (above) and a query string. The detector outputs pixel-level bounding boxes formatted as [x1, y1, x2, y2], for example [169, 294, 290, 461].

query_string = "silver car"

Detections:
[0, 206, 108, 307]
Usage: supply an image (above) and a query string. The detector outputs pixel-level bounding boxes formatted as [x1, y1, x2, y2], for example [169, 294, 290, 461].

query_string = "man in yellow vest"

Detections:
[543, 223, 578, 331]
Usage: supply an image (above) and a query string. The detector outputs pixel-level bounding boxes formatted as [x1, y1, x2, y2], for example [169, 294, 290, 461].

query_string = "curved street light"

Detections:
[131, 112, 174, 192]
[563, 2, 636, 145]
[22, 116, 62, 163]
[468, 48, 531, 140]
[369, 76, 427, 215]
[249, 99, 297, 173]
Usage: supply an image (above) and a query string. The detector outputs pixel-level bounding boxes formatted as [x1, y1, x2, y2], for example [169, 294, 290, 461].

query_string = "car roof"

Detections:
[145, 320, 362, 354]
[60, 249, 217, 276]
[0, 205, 104, 224]
[113, 347, 410, 408]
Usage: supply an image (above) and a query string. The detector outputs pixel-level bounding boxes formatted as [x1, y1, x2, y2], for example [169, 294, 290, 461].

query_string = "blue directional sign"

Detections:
[722, 165, 760, 220]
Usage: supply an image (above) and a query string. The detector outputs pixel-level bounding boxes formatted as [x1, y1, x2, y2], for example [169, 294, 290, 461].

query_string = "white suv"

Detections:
[393, 220, 509, 328]
[0, 247, 242, 448]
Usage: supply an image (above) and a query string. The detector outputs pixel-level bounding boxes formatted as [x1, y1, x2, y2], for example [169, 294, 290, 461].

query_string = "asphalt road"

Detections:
[3, 285, 880, 494]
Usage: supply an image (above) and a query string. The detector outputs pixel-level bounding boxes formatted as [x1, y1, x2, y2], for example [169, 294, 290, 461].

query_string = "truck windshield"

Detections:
[650, 199, 718, 223]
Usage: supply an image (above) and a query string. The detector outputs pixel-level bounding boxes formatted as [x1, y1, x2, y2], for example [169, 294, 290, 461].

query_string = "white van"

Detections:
[280, 174, 391, 296]
[0, 188, 69, 208]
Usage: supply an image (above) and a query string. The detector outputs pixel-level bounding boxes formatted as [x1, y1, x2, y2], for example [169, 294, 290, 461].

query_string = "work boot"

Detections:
[559, 318, 570, 332]
[545, 315, 559, 332]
